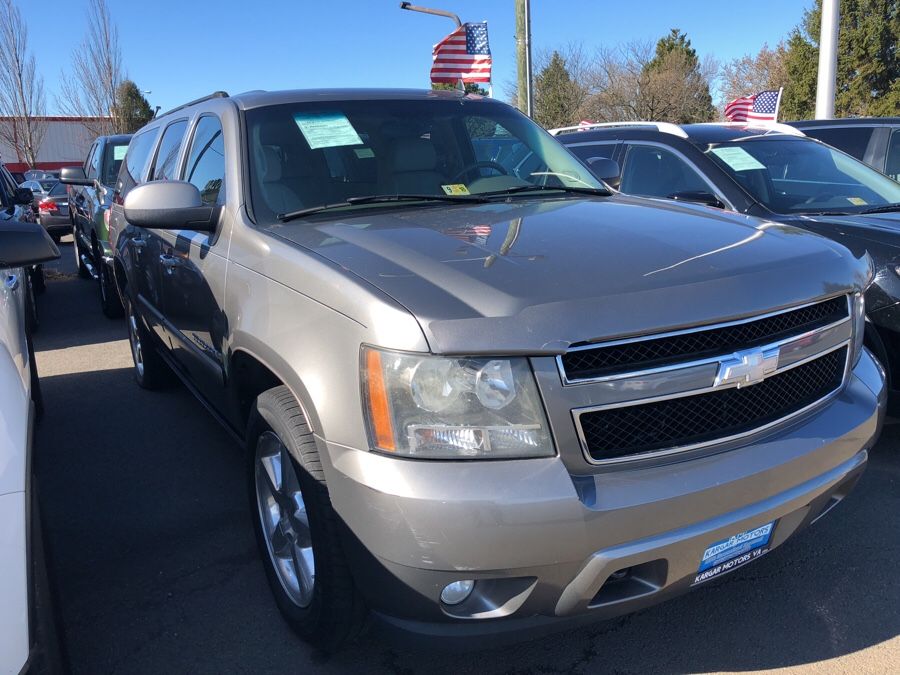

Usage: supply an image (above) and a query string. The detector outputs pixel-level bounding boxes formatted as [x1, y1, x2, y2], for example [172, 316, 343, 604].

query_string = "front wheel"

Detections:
[248, 386, 365, 652]
[73, 227, 91, 279]
[96, 247, 123, 318]
[124, 295, 172, 389]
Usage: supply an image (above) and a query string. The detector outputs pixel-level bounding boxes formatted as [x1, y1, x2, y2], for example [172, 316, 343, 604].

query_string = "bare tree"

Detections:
[719, 42, 788, 112]
[580, 40, 718, 124]
[58, 0, 122, 136]
[0, 0, 46, 167]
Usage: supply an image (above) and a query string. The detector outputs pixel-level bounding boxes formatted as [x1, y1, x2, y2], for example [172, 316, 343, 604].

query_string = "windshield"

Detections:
[244, 96, 602, 222]
[706, 137, 900, 215]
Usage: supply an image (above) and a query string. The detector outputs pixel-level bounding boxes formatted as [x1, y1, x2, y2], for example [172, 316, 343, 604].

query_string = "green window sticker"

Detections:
[113, 145, 128, 161]
[294, 112, 363, 149]
[710, 147, 766, 172]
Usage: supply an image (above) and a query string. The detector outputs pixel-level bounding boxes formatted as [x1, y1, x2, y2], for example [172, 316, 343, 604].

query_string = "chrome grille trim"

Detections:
[558, 295, 850, 386]
[573, 342, 850, 466]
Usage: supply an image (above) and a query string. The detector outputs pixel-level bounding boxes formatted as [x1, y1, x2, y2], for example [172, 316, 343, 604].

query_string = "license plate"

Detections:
[692, 521, 775, 586]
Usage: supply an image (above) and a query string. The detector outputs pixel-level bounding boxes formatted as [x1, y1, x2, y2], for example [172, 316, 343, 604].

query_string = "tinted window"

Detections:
[87, 142, 102, 179]
[117, 128, 160, 197]
[100, 141, 130, 186]
[83, 143, 98, 176]
[706, 138, 900, 214]
[49, 182, 67, 196]
[150, 120, 188, 181]
[802, 127, 874, 161]
[885, 130, 900, 181]
[183, 116, 225, 205]
[619, 144, 708, 198]
[567, 143, 617, 163]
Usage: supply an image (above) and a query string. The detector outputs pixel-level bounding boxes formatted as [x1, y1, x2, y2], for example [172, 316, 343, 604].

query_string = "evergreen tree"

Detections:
[533, 51, 584, 129]
[645, 29, 715, 123]
[113, 80, 153, 133]
[782, 0, 900, 118]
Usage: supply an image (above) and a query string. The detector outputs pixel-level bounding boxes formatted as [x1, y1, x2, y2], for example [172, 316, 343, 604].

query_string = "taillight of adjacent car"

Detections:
[39, 198, 57, 212]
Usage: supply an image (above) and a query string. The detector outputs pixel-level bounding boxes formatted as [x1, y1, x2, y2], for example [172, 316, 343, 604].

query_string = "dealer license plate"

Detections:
[692, 521, 775, 586]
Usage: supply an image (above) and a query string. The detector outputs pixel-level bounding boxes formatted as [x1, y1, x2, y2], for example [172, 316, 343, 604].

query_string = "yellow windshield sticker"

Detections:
[710, 147, 766, 172]
[441, 184, 470, 196]
[294, 112, 363, 149]
[847, 197, 867, 206]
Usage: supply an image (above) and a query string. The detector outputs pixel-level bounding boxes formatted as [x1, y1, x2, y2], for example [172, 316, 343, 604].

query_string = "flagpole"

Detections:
[773, 87, 784, 122]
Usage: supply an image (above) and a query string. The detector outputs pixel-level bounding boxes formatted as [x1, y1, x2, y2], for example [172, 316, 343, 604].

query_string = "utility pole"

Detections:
[515, 0, 533, 117]
[815, 0, 839, 119]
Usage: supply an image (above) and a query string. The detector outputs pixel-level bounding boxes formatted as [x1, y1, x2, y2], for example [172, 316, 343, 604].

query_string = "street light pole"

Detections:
[399, 2, 461, 27]
[815, 0, 839, 119]
[515, 0, 533, 117]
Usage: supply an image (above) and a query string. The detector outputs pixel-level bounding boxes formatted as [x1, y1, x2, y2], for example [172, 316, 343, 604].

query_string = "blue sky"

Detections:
[34, 0, 811, 114]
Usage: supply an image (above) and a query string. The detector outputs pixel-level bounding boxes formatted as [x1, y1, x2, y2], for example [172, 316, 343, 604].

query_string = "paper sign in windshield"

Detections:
[113, 145, 128, 161]
[441, 184, 470, 196]
[294, 112, 363, 149]
[847, 197, 867, 206]
[711, 146, 766, 172]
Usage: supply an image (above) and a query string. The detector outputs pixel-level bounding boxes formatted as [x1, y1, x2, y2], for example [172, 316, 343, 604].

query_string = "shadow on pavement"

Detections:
[32, 277, 900, 674]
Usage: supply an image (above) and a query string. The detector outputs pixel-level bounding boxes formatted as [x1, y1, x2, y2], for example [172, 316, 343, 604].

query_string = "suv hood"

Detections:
[269, 196, 870, 354]
[797, 211, 900, 247]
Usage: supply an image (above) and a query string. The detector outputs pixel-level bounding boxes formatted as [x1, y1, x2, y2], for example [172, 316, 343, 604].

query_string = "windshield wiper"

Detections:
[478, 184, 611, 199]
[859, 202, 900, 215]
[277, 193, 488, 223]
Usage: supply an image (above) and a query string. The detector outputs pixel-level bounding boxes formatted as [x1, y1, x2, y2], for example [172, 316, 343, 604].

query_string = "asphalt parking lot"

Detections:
[31, 239, 900, 675]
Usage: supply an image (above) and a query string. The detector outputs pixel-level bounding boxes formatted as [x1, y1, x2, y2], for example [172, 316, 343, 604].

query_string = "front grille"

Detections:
[578, 347, 846, 462]
[561, 296, 848, 382]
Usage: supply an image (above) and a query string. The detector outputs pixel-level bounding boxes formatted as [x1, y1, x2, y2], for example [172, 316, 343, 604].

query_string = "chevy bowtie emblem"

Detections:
[714, 347, 780, 388]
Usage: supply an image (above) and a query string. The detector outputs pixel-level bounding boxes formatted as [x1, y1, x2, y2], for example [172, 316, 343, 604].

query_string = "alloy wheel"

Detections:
[127, 305, 144, 378]
[254, 431, 316, 608]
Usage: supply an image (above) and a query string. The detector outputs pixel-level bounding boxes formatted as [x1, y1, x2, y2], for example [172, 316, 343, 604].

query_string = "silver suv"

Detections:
[109, 89, 885, 650]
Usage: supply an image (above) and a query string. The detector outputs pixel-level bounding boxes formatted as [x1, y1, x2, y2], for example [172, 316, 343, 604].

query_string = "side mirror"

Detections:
[587, 157, 621, 189]
[59, 165, 92, 186]
[124, 181, 216, 232]
[667, 190, 725, 209]
[0, 220, 60, 267]
[14, 187, 33, 205]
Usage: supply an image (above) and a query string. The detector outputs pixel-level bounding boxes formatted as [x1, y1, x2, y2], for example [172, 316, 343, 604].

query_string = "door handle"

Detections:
[159, 253, 184, 270]
[5, 274, 19, 291]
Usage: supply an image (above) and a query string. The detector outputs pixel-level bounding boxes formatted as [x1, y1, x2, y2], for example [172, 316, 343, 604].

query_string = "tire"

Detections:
[29, 265, 46, 296]
[124, 294, 172, 389]
[73, 226, 91, 279]
[248, 386, 366, 652]
[95, 244, 123, 318]
[27, 335, 43, 420]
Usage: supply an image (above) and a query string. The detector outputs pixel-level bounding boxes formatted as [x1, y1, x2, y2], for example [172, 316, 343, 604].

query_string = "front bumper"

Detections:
[325, 349, 885, 643]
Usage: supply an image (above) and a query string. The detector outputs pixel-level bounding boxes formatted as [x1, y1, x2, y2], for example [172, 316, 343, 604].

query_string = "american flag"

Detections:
[430, 22, 492, 84]
[724, 89, 782, 122]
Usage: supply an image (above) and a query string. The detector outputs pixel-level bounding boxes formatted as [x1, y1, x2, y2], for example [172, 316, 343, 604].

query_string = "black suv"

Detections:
[789, 118, 900, 181]
[556, 122, 900, 410]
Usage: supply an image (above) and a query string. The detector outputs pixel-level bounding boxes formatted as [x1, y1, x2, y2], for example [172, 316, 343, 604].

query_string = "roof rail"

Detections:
[549, 121, 689, 139]
[717, 122, 806, 137]
[157, 91, 229, 119]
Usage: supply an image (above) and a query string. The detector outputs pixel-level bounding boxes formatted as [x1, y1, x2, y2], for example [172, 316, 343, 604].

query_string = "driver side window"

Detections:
[620, 144, 709, 198]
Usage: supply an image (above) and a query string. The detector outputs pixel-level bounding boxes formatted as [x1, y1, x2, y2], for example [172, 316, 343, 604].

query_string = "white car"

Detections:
[0, 219, 57, 675]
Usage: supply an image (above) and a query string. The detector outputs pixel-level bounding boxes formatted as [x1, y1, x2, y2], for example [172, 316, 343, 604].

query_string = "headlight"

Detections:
[361, 347, 554, 459]
[851, 292, 866, 367]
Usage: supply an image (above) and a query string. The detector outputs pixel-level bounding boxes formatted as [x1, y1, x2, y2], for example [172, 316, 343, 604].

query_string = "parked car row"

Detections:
[41, 88, 886, 653]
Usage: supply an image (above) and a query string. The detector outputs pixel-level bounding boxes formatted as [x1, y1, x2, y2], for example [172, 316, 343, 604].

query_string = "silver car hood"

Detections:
[267, 195, 870, 354]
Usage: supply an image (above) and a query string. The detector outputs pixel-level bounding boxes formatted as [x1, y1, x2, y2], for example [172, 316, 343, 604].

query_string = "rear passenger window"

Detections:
[183, 116, 225, 205]
[620, 144, 709, 198]
[150, 120, 188, 181]
[117, 128, 160, 198]
[804, 127, 874, 161]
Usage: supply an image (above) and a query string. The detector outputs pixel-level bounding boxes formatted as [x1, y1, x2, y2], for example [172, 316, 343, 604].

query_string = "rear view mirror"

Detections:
[587, 157, 621, 190]
[0, 220, 60, 267]
[124, 181, 217, 232]
[668, 190, 725, 209]
[13, 187, 33, 205]
[59, 165, 92, 186]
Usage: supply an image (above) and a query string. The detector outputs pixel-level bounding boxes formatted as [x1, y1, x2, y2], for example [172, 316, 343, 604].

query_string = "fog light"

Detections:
[440, 579, 475, 605]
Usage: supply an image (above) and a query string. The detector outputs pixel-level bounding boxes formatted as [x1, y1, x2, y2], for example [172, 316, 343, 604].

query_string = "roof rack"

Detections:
[548, 121, 689, 139]
[157, 91, 229, 119]
[716, 122, 806, 137]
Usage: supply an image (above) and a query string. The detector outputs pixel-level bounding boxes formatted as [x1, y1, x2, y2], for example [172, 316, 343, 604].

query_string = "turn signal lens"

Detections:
[364, 348, 396, 452]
